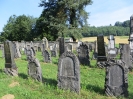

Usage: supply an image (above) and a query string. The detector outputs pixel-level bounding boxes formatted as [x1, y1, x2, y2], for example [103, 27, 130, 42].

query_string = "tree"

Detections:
[35, 0, 93, 41]
[0, 15, 37, 41]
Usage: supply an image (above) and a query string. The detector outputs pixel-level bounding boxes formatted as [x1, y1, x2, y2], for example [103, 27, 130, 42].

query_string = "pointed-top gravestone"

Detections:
[43, 50, 52, 63]
[57, 51, 80, 93]
[4, 41, 18, 76]
[42, 37, 48, 50]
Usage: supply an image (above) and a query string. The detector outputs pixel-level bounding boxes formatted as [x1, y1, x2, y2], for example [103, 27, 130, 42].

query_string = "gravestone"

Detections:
[59, 37, 65, 56]
[105, 59, 128, 97]
[4, 41, 18, 76]
[119, 44, 133, 70]
[51, 43, 58, 57]
[43, 50, 52, 63]
[77, 42, 90, 65]
[14, 41, 21, 58]
[65, 44, 73, 52]
[97, 34, 107, 61]
[42, 37, 48, 50]
[1, 45, 5, 58]
[57, 51, 80, 93]
[107, 35, 116, 58]
[27, 48, 42, 82]
[92, 41, 98, 59]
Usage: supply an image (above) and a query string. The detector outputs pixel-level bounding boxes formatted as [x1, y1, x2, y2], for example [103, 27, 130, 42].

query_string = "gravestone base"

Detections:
[4, 67, 18, 76]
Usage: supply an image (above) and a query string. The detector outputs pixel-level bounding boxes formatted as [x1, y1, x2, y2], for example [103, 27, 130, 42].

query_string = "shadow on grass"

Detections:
[0, 69, 4, 73]
[128, 92, 133, 99]
[86, 84, 104, 95]
[42, 77, 57, 88]
[18, 73, 28, 79]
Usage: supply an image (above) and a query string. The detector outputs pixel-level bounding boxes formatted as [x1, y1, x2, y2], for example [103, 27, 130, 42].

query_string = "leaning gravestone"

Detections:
[119, 44, 133, 70]
[107, 35, 116, 58]
[59, 37, 65, 56]
[77, 42, 90, 66]
[57, 51, 80, 93]
[105, 59, 128, 97]
[4, 41, 18, 76]
[27, 48, 42, 82]
[43, 50, 52, 63]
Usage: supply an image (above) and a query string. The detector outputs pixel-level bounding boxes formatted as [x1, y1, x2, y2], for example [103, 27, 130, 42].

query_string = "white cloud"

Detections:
[87, 4, 133, 26]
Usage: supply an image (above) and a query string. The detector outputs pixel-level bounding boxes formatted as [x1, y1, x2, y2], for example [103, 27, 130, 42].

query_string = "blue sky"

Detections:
[0, 0, 133, 32]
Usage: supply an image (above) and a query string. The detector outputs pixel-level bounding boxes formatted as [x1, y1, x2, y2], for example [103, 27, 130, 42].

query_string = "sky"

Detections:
[0, 0, 133, 32]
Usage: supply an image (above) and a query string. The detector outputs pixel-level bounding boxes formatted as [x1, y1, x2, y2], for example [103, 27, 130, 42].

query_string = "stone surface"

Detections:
[107, 35, 116, 58]
[105, 59, 128, 97]
[4, 41, 18, 76]
[92, 41, 98, 59]
[119, 44, 133, 70]
[57, 51, 80, 93]
[77, 42, 90, 65]
[97, 34, 107, 61]
[43, 50, 52, 63]
[59, 37, 65, 56]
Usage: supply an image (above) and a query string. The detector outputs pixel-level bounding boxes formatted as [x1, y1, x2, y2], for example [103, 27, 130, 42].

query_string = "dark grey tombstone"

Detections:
[59, 37, 65, 56]
[107, 35, 116, 58]
[77, 42, 90, 66]
[120, 44, 133, 70]
[28, 57, 42, 82]
[43, 50, 52, 63]
[4, 41, 18, 76]
[105, 59, 128, 97]
[97, 34, 107, 61]
[57, 51, 80, 93]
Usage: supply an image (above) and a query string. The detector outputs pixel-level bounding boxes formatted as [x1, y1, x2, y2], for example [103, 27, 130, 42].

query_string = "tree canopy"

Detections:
[0, 15, 37, 41]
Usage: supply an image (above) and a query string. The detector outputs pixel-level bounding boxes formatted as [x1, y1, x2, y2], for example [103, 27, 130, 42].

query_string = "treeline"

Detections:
[82, 20, 130, 37]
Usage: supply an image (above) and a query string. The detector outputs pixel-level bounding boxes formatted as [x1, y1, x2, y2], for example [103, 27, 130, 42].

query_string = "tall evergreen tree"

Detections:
[35, 0, 92, 41]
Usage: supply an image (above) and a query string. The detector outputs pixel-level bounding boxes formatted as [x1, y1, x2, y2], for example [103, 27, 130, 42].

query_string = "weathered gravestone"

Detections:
[27, 50, 42, 82]
[97, 35, 107, 68]
[107, 35, 116, 58]
[26, 47, 35, 61]
[77, 42, 90, 66]
[119, 44, 133, 70]
[13, 41, 21, 58]
[57, 51, 80, 93]
[50, 44, 58, 57]
[42, 37, 48, 50]
[105, 59, 128, 97]
[43, 50, 52, 63]
[59, 37, 65, 56]
[4, 41, 18, 76]
[65, 44, 73, 52]
[97, 34, 107, 61]
[1, 45, 5, 58]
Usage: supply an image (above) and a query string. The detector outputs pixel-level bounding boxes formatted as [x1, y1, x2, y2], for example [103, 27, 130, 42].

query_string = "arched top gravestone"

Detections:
[77, 42, 90, 66]
[105, 59, 128, 97]
[57, 51, 80, 93]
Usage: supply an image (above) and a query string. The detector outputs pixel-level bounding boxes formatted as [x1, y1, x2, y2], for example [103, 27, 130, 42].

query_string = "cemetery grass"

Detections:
[0, 51, 133, 99]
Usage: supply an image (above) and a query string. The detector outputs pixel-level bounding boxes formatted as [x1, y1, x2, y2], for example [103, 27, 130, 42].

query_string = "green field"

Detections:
[0, 50, 133, 99]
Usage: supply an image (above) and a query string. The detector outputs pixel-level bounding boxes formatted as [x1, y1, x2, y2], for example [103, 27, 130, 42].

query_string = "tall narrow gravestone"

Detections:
[105, 59, 128, 97]
[59, 37, 65, 56]
[77, 42, 90, 65]
[92, 41, 98, 59]
[97, 34, 107, 61]
[119, 44, 133, 70]
[107, 35, 116, 58]
[57, 51, 80, 93]
[4, 41, 18, 76]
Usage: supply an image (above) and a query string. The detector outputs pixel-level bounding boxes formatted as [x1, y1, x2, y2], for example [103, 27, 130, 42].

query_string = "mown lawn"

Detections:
[0, 50, 133, 99]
